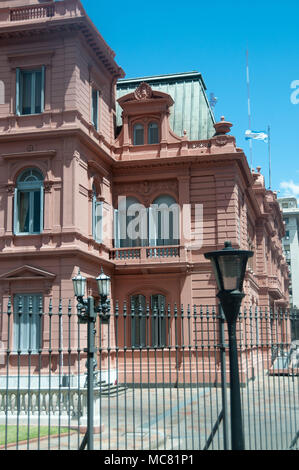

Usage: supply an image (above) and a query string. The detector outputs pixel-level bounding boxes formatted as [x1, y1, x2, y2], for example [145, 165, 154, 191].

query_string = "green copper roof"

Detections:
[116, 72, 215, 141]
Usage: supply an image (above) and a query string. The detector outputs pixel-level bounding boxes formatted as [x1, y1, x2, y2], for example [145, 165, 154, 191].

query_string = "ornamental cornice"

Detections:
[112, 153, 244, 171]
[114, 179, 178, 202]
[7, 50, 55, 69]
[2, 150, 56, 161]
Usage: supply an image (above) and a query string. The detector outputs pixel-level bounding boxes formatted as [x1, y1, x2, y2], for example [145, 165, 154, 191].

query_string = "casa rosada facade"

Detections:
[0, 0, 289, 382]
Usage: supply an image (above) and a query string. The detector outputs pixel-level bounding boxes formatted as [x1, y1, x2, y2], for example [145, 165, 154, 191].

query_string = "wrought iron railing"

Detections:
[0, 299, 298, 450]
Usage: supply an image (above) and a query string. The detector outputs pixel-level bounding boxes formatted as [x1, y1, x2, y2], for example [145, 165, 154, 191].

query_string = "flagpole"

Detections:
[246, 49, 253, 168]
[268, 125, 271, 189]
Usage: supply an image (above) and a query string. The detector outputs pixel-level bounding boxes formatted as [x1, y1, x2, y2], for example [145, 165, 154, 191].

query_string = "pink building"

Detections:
[0, 0, 289, 382]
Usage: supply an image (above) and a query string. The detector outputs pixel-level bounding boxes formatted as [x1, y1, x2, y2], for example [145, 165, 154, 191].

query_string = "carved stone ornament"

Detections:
[44, 181, 54, 193]
[115, 180, 178, 200]
[190, 142, 210, 149]
[6, 184, 15, 194]
[134, 82, 153, 101]
[214, 136, 228, 146]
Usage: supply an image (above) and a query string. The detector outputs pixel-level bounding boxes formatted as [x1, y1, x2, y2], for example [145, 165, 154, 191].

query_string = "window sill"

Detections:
[14, 232, 42, 236]
[16, 112, 44, 117]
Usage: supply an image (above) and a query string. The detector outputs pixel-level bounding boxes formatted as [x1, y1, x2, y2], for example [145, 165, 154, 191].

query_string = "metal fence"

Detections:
[0, 298, 298, 450]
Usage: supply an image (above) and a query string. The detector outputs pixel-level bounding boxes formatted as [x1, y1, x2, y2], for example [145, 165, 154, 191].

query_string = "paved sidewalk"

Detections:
[2, 372, 298, 450]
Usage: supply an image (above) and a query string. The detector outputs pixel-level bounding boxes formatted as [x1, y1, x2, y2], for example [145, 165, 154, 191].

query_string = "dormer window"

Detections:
[133, 123, 144, 145]
[148, 122, 159, 144]
[133, 121, 160, 146]
[117, 83, 176, 154]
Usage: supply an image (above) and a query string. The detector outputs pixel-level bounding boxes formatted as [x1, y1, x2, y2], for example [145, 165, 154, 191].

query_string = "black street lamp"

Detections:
[96, 267, 111, 323]
[204, 241, 253, 450]
[72, 266, 111, 450]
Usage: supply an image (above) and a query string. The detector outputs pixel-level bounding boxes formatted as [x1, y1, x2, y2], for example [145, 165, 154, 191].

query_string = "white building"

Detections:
[278, 197, 299, 307]
[278, 197, 299, 339]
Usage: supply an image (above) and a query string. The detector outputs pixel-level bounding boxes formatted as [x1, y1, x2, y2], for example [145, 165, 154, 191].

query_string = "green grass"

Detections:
[0, 425, 71, 446]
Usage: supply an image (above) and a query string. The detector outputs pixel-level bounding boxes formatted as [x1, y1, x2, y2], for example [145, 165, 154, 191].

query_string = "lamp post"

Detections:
[204, 241, 253, 450]
[72, 267, 111, 451]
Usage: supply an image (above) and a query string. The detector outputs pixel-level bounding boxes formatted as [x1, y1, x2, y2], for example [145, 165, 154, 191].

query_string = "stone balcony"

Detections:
[109, 245, 189, 272]
[268, 275, 284, 300]
[0, 1, 84, 24]
[110, 245, 181, 262]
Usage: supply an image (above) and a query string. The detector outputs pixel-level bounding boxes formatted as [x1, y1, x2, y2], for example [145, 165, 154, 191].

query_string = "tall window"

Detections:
[130, 294, 166, 348]
[92, 185, 103, 243]
[131, 294, 146, 348]
[114, 196, 148, 248]
[150, 195, 180, 246]
[148, 122, 159, 144]
[91, 88, 99, 130]
[151, 294, 166, 347]
[13, 294, 42, 353]
[16, 67, 45, 116]
[133, 123, 144, 145]
[14, 168, 44, 235]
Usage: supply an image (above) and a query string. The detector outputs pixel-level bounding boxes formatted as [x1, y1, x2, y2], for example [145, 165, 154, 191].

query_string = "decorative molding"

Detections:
[6, 183, 15, 194]
[79, 184, 88, 198]
[134, 82, 153, 101]
[2, 150, 56, 161]
[189, 141, 211, 149]
[7, 50, 55, 69]
[88, 189, 94, 201]
[114, 179, 178, 201]
[44, 181, 54, 193]
[88, 160, 109, 178]
[214, 136, 228, 147]
[0, 265, 56, 282]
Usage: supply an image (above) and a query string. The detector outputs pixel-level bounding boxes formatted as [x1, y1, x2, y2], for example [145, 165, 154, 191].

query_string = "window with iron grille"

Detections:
[130, 294, 166, 348]
[13, 294, 43, 353]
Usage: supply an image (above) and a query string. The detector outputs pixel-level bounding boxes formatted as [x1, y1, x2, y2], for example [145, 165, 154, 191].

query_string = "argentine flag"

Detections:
[245, 130, 268, 143]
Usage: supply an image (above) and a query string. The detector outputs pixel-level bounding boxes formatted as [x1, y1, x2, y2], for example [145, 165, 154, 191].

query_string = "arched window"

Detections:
[114, 196, 148, 248]
[14, 168, 44, 235]
[133, 123, 144, 145]
[148, 122, 159, 144]
[150, 195, 180, 246]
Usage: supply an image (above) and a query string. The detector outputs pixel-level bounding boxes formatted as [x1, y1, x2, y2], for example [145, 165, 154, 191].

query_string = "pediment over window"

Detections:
[115, 82, 184, 153]
[118, 82, 174, 109]
[0, 265, 56, 282]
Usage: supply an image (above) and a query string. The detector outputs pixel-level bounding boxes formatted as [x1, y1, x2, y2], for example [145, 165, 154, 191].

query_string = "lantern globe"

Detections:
[96, 268, 111, 297]
[204, 241, 253, 292]
[72, 268, 87, 298]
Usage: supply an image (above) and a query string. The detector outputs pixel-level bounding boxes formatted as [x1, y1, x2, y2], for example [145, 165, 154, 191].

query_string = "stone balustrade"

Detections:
[110, 245, 181, 262]
[0, 388, 88, 418]
[0, 0, 84, 24]
[10, 4, 55, 22]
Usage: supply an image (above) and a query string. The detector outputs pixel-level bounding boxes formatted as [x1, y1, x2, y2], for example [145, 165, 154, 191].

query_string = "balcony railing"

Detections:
[110, 245, 181, 262]
[10, 4, 55, 22]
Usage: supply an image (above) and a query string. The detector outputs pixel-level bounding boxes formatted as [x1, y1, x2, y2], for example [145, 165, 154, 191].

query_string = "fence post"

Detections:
[219, 304, 229, 450]
[78, 296, 96, 451]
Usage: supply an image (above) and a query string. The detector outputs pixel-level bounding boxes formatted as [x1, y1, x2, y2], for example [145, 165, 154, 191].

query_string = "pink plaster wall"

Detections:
[0, 0, 290, 380]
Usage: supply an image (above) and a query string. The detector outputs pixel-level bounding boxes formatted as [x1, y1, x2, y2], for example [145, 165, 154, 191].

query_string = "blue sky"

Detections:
[83, 0, 299, 197]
